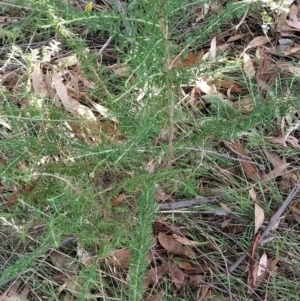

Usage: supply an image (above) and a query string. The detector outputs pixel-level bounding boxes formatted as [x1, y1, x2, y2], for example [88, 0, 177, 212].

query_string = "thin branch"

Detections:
[159, 196, 218, 211]
[229, 184, 300, 273]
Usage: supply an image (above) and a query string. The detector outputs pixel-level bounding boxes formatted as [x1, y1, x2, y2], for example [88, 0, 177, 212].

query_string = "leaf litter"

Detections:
[2, 0, 300, 300]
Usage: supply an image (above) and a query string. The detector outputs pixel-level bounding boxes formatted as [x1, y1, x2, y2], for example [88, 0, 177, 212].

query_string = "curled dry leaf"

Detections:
[257, 252, 267, 278]
[263, 149, 286, 167]
[292, 206, 300, 223]
[276, 62, 300, 77]
[171, 50, 204, 68]
[6, 192, 20, 207]
[286, 20, 300, 30]
[52, 72, 79, 114]
[0, 282, 30, 301]
[32, 62, 47, 96]
[252, 253, 269, 288]
[154, 221, 189, 236]
[108, 248, 131, 268]
[246, 36, 270, 50]
[289, 4, 299, 22]
[217, 80, 243, 93]
[217, 43, 231, 51]
[110, 193, 126, 207]
[243, 53, 256, 78]
[143, 266, 165, 287]
[77, 104, 97, 121]
[49, 250, 78, 273]
[227, 33, 247, 42]
[196, 2, 210, 21]
[108, 63, 130, 77]
[176, 259, 194, 270]
[172, 234, 201, 246]
[249, 186, 257, 202]
[188, 274, 204, 288]
[254, 203, 264, 235]
[262, 163, 290, 183]
[267, 136, 300, 149]
[198, 284, 212, 301]
[169, 265, 186, 290]
[209, 36, 217, 60]
[158, 232, 196, 258]
[223, 141, 260, 180]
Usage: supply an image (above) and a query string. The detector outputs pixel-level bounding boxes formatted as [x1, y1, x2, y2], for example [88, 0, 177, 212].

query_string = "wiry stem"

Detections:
[159, 0, 174, 166]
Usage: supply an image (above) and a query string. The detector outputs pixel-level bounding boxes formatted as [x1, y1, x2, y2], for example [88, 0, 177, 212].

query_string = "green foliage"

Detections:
[1, 0, 300, 300]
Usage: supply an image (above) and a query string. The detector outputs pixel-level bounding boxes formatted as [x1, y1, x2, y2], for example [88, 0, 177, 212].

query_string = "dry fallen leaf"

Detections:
[198, 284, 212, 301]
[176, 259, 194, 270]
[254, 203, 264, 235]
[49, 250, 78, 273]
[143, 266, 165, 287]
[257, 252, 267, 278]
[243, 53, 256, 78]
[52, 72, 79, 114]
[171, 50, 204, 68]
[110, 193, 127, 207]
[223, 141, 260, 180]
[172, 234, 202, 246]
[217, 80, 243, 93]
[158, 232, 196, 258]
[249, 187, 257, 202]
[262, 163, 290, 183]
[6, 192, 20, 207]
[209, 36, 217, 60]
[245, 36, 270, 50]
[252, 253, 268, 288]
[263, 149, 286, 168]
[196, 2, 210, 21]
[108, 248, 131, 268]
[32, 62, 47, 96]
[169, 265, 186, 290]
[0, 282, 30, 301]
[289, 4, 299, 22]
[188, 274, 204, 288]
[286, 20, 300, 30]
[267, 136, 300, 149]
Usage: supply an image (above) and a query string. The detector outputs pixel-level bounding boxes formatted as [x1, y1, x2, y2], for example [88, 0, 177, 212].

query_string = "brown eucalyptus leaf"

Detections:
[172, 234, 200, 246]
[262, 163, 291, 183]
[108, 249, 131, 268]
[289, 4, 299, 22]
[110, 193, 126, 207]
[169, 265, 186, 290]
[263, 150, 286, 167]
[254, 203, 264, 235]
[176, 259, 194, 270]
[158, 232, 185, 255]
[286, 20, 300, 30]
[158, 232, 195, 258]
[143, 266, 165, 287]
[32, 62, 46, 95]
[243, 53, 256, 77]
[246, 36, 269, 49]
[223, 141, 260, 180]
[52, 72, 79, 114]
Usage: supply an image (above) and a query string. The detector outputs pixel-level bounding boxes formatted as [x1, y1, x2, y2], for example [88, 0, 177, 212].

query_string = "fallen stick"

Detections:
[159, 196, 218, 211]
[229, 183, 300, 273]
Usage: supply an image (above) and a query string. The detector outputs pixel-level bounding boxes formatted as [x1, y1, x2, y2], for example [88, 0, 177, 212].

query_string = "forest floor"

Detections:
[1, 0, 300, 300]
